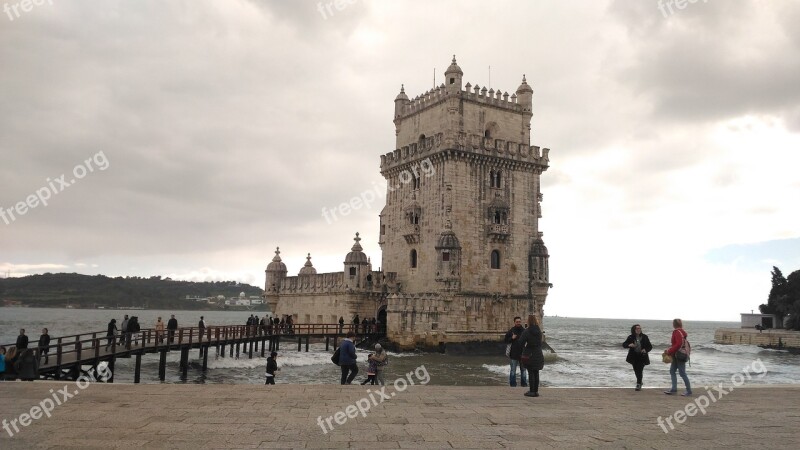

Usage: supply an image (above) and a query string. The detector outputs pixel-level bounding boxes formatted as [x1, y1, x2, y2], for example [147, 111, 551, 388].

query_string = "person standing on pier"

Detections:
[198, 316, 206, 342]
[155, 317, 165, 344]
[265, 351, 279, 385]
[622, 324, 652, 391]
[520, 315, 545, 398]
[120, 315, 129, 347]
[16, 329, 28, 350]
[352, 315, 359, 334]
[505, 317, 528, 388]
[338, 316, 345, 334]
[105, 319, 118, 350]
[167, 315, 178, 343]
[339, 331, 359, 385]
[38, 328, 51, 365]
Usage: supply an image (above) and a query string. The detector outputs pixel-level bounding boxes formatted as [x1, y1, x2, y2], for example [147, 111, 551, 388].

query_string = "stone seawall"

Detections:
[714, 327, 800, 350]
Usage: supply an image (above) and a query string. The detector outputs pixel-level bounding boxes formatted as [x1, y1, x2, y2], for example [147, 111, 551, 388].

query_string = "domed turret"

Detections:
[515, 74, 533, 111]
[394, 84, 410, 118]
[266, 247, 287, 272]
[435, 230, 461, 249]
[531, 237, 549, 257]
[344, 232, 369, 264]
[299, 253, 317, 276]
[445, 55, 463, 93]
[265, 247, 288, 293]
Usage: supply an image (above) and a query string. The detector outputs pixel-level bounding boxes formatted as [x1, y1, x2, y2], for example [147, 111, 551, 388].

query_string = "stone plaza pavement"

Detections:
[1, 382, 798, 449]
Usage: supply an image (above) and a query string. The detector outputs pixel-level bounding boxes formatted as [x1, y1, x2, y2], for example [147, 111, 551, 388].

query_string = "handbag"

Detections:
[331, 347, 341, 365]
[662, 351, 672, 364]
[520, 353, 531, 366]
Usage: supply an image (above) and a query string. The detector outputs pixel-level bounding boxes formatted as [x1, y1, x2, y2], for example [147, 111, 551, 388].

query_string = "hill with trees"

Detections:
[0, 273, 264, 310]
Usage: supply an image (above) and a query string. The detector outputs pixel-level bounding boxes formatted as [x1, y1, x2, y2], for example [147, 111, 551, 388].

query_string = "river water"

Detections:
[2, 308, 798, 387]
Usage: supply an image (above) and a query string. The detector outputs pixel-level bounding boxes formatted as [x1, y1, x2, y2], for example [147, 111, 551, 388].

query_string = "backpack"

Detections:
[331, 347, 341, 366]
[676, 332, 691, 362]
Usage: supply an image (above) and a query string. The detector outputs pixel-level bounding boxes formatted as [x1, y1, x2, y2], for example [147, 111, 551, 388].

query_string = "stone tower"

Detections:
[379, 56, 551, 348]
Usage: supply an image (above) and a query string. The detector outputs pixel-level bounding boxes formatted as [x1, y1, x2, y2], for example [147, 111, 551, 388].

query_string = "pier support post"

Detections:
[221, 343, 225, 357]
[180, 347, 189, 380]
[235, 342, 240, 359]
[158, 349, 167, 381]
[305, 336, 309, 352]
[230, 342, 234, 358]
[326, 337, 330, 351]
[108, 357, 115, 383]
[261, 338, 266, 357]
[333, 336, 337, 349]
[134, 353, 142, 384]
[249, 339, 254, 359]
[202, 346, 209, 371]
[298, 337, 302, 352]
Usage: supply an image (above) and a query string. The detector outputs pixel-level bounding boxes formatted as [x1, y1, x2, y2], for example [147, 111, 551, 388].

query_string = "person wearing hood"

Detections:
[105, 319, 118, 350]
[504, 316, 528, 387]
[14, 348, 39, 381]
[265, 352, 280, 385]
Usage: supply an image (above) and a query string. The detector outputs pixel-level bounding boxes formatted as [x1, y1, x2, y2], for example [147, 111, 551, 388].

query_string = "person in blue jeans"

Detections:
[339, 331, 359, 385]
[504, 317, 528, 387]
[664, 318, 692, 396]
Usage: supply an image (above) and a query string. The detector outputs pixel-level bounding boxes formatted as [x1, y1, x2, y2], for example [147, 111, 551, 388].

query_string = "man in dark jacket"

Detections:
[16, 329, 29, 350]
[504, 317, 528, 387]
[265, 351, 279, 384]
[339, 331, 359, 384]
[167, 315, 178, 343]
[38, 328, 51, 365]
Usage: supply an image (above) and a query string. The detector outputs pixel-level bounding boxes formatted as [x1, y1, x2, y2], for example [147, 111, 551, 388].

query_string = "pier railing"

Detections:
[0, 323, 383, 369]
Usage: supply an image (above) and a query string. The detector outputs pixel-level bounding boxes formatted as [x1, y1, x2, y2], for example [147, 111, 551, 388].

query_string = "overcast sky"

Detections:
[2, 0, 799, 321]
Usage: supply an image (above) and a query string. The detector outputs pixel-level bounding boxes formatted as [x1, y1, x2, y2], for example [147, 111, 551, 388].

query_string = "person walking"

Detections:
[265, 351, 280, 385]
[339, 331, 359, 384]
[155, 317, 165, 344]
[504, 316, 528, 387]
[16, 329, 28, 350]
[622, 324, 652, 391]
[371, 343, 388, 386]
[38, 328, 51, 365]
[105, 319, 118, 350]
[167, 314, 178, 344]
[520, 315, 545, 397]
[120, 315, 130, 347]
[664, 318, 692, 396]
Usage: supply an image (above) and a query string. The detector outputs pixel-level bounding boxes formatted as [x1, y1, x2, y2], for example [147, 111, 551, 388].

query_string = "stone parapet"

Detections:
[714, 328, 800, 350]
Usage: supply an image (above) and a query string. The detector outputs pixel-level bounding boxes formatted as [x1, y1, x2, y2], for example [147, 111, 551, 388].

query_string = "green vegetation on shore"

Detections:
[0, 273, 264, 310]
[760, 266, 800, 330]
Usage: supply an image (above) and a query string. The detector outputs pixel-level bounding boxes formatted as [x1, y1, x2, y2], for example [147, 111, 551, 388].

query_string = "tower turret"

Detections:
[394, 84, 409, 119]
[515, 74, 533, 112]
[444, 55, 463, 93]
[344, 232, 371, 288]
[265, 247, 288, 293]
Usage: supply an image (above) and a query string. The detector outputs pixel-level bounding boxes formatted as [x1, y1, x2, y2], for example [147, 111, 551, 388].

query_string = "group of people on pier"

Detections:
[504, 316, 692, 398]
[0, 328, 50, 381]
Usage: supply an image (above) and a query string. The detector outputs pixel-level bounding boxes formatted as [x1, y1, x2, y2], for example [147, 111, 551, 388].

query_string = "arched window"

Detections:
[491, 250, 500, 269]
[489, 170, 502, 188]
[493, 211, 501, 224]
[412, 174, 420, 190]
[410, 249, 418, 268]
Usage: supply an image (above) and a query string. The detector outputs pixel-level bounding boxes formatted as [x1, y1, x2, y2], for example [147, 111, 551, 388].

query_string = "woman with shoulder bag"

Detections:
[519, 314, 545, 398]
[664, 318, 692, 396]
[622, 324, 652, 391]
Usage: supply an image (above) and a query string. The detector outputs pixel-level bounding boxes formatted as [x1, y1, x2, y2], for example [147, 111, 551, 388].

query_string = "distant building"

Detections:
[741, 313, 784, 329]
[264, 57, 552, 351]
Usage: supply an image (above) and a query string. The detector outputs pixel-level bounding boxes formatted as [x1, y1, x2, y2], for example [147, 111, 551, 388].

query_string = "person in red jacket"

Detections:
[664, 318, 692, 396]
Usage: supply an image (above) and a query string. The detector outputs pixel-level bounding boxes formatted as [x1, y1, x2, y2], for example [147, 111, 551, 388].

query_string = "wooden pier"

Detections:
[2, 324, 375, 383]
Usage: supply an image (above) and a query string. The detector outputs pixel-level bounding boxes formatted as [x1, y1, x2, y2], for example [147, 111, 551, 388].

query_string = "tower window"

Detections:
[450, 78, 455, 85]
[412, 175, 420, 190]
[490, 170, 502, 188]
[381, 224, 386, 235]
[349, 267, 356, 276]
[442, 251, 450, 262]
[410, 249, 418, 268]
[491, 250, 501, 269]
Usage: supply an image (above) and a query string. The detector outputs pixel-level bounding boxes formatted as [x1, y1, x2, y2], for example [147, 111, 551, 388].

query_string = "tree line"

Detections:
[759, 266, 800, 331]
[0, 273, 263, 309]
